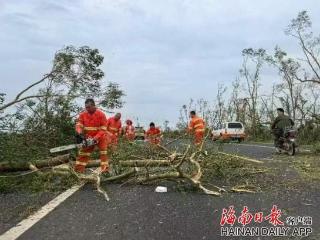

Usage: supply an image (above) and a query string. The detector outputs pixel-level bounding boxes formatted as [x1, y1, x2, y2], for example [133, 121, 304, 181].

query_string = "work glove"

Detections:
[75, 133, 85, 144]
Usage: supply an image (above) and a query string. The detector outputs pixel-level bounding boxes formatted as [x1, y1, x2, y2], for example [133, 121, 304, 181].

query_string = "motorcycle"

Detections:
[275, 128, 297, 156]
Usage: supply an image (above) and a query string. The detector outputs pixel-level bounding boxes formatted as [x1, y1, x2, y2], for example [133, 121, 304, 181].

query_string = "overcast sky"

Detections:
[0, 0, 319, 127]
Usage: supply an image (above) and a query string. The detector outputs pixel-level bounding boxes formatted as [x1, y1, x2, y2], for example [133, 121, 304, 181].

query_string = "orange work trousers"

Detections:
[74, 136, 109, 173]
[108, 133, 119, 151]
[194, 132, 204, 146]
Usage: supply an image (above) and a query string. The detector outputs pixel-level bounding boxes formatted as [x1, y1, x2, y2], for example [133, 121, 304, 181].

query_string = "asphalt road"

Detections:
[217, 142, 275, 160]
[0, 192, 57, 235]
[2, 143, 320, 240]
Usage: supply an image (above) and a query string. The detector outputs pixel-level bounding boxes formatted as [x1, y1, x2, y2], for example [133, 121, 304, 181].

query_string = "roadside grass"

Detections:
[291, 152, 320, 181]
[312, 141, 320, 154]
[0, 171, 78, 193]
[266, 150, 320, 198]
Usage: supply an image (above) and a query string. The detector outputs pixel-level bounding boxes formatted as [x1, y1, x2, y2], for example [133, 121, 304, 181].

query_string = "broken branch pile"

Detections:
[0, 140, 265, 199]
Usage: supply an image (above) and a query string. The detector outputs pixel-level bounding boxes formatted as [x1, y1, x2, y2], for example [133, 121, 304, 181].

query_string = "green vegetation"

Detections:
[0, 45, 124, 165]
[292, 153, 320, 181]
[0, 171, 78, 193]
[175, 11, 320, 146]
[1, 11, 320, 195]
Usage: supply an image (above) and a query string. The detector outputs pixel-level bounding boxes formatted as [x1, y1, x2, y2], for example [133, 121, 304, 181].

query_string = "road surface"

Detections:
[1, 143, 319, 240]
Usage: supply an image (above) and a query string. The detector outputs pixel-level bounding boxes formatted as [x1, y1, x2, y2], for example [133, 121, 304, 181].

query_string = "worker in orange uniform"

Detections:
[124, 119, 135, 142]
[188, 111, 205, 146]
[75, 98, 109, 173]
[146, 122, 162, 145]
[106, 113, 122, 147]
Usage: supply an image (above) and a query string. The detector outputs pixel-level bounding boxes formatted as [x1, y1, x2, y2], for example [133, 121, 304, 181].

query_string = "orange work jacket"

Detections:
[125, 125, 135, 135]
[188, 116, 205, 133]
[146, 127, 161, 144]
[75, 109, 108, 140]
[106, 117, 122, 137]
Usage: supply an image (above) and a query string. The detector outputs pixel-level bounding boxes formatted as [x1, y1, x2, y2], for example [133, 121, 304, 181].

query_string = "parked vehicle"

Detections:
[275, 127, 297, 156]
[212, 122, 246, 142]
[134, 126, 145, 140]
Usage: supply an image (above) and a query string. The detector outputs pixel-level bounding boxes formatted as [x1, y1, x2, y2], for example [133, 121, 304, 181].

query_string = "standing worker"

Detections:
[188, 111, 205, 146]
[106, 113, 122, 147]
[124, 119, 135, 142]
[75, 98, 109, 173]
[146, 122, 162, 145]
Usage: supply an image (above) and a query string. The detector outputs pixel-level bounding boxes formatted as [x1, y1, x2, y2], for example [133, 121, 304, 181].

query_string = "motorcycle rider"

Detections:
[271, 108, 294, 148]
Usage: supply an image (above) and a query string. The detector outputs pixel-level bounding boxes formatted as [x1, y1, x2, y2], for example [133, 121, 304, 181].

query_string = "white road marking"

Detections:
[0, 184, 84, 240]
[184, 142, 311, 153]
[236, 143, 311, 153]
[235, 143, 274, 149]
[181, 142, 274, 149]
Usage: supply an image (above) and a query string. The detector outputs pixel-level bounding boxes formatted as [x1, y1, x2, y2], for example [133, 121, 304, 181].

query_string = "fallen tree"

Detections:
[66, 138, 265, 199]
[0, 138, 266, 200]
[66, 143, 225, 198]
[0, 154, 70, 172]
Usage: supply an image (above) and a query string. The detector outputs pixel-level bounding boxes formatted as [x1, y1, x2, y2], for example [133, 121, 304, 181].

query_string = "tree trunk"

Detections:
[0, 154, 70, 172]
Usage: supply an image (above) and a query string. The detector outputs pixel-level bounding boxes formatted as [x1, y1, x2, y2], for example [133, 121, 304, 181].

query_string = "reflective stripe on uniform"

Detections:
[79, 152, 91, 156]
[193, 118, 202, 123]
[75, 161, 87, 166]
[100, 151, 108, 155]
[195, 129, 205, 132]
[100, 161, 108, 165]
[149, 133, 160, 137]
[194, 123, 204, 129]
[84, 127, 99, 131]
[100, 126, 107, 130]
[109, 127, 119, 131]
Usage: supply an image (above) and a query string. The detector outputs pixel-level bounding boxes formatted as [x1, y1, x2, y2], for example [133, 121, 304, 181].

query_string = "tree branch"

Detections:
[0, 94, 61, 111]
[15, 72, 53, 101]
[0, 72, 56, 111]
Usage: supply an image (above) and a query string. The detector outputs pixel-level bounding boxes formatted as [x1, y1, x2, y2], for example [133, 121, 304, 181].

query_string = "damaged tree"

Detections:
[0, 134, 264, 200]
[0, 154, 70, 172]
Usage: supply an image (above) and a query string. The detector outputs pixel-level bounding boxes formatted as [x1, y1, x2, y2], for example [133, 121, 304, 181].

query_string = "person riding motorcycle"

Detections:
[271, 108, 294, 148]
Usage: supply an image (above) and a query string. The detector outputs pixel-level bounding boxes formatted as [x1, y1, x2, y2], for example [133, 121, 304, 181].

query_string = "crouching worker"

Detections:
[74, 98, 109, 174]
[146, 122, 162, 145]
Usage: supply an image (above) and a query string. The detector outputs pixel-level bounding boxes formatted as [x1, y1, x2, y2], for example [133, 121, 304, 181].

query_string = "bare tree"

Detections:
[271, 47, 304, 122]
[213, 84, 227, 127]
[239, 48, 270, 137]
[285, 11, 320, 84]
[260, 84, 277, 124]
[227, 77, 243, 122]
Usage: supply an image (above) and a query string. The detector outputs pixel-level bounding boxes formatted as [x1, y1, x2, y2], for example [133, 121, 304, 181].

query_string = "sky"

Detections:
[0, 0, 319, 128]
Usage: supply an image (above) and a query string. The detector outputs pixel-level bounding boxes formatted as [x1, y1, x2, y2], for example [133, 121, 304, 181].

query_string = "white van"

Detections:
[212, 121, 246, 142]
